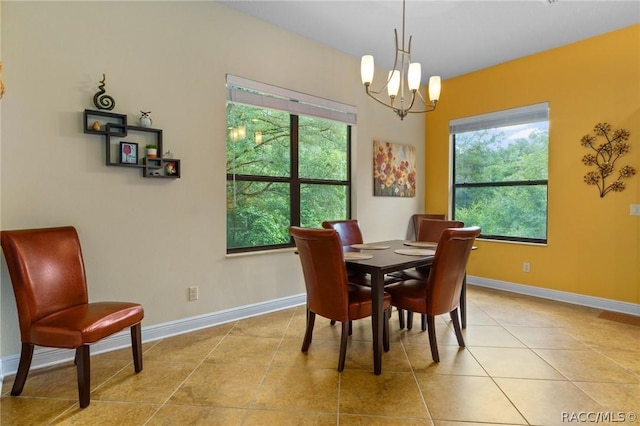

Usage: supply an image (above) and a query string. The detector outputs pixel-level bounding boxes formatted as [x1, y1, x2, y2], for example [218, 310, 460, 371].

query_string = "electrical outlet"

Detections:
[188, 286, 199, 301]
[523, 262, 530, 273]
[631, 204, 640, 216]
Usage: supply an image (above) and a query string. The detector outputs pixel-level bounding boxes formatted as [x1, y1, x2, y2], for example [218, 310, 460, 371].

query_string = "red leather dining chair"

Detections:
[385, 226, 481, 362]
[290, 226, 391, 372]
[403, 219, 464, 330]
[411, 214, 446, 240]
[0, 226, 144, 408]
[321, 219, 363, 246]
[321, 220, 401, 289]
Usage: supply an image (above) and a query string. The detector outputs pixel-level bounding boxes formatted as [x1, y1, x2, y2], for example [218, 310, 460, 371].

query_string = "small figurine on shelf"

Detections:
[92, 74, 115, 111]
[91, 121, 101, 131]
[146, 144, 157, 158]
[139, 111, 152, 128]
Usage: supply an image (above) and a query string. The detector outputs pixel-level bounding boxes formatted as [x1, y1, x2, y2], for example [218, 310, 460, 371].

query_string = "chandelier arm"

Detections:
[413, 89, 437, 112]
[404, 91, 418, 112]
[405, 100, 438, 114]
[365, 87, 400, 110]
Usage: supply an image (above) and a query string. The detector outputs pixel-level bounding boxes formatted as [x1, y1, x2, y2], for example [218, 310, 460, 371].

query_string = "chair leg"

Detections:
[421, 314, 427, 332]
[407, 311, 414, 330]
[397, 308, 405, 329]
[330, 320, 336, 326]
[76, 345, 91, 408]
[338, 321, 349, 372]
[426, 315, 440, 362]
[131, 323, 143, 373]
[11, 343, 34, 396]
[450, 308, 465, 348]
[348, 320, 353, 336]
[301, 310, 316, 352]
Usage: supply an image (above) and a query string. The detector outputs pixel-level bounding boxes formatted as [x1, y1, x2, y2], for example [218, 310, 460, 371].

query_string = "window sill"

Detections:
[225, 246, 298, 258]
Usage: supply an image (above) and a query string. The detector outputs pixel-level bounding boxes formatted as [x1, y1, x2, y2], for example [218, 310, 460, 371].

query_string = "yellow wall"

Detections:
[426, 25, 640, 304]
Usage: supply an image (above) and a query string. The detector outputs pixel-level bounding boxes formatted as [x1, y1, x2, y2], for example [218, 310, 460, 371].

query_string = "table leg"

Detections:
[370, 269, 384, 375]
[460, 273, 467, 329]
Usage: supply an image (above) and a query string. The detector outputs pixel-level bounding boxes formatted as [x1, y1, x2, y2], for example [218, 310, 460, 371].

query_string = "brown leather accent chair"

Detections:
[411, 214, 446, 240]
[385, 226, 481, 362]
[417, 219, 464, 243]
[321, 219, 363, 246]
[290, 226, 391, 372]
[403, 219, 465, 330]
[0, 226, 144, 408]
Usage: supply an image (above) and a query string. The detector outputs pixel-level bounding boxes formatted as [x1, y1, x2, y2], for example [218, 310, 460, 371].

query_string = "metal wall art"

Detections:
[581, 122, 636, 197]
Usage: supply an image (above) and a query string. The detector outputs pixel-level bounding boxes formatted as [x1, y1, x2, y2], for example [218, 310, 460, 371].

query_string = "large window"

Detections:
[451, 103, 549, 243]
[226, 76, 354, 253]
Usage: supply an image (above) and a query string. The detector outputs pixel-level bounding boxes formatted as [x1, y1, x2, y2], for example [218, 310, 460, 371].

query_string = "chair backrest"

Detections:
[417, 219, 464, 242]
[321, 220, 363, 246]
[411, 214, 446, 239]
[290, 227, 350, 322]
[1, 226, 89, 341]
[426, 226, 481, 316]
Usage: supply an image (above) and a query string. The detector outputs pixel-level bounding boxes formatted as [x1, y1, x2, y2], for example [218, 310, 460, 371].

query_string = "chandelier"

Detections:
[360, 0, 441, 120]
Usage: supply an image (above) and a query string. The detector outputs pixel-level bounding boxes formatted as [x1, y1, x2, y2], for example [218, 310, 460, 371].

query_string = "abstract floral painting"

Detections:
[373, 140, 416, 197]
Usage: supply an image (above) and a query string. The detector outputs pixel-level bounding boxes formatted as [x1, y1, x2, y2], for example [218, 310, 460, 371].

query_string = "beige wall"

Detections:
[426, 25, 640, 304]
[0, 2, 425, 358]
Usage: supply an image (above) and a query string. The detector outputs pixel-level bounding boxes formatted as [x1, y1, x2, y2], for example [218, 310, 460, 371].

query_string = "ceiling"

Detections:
[219, 0, 639, 82]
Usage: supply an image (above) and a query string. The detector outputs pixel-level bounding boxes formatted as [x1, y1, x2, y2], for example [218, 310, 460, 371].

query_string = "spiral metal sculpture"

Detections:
[93, 73, 115, 110]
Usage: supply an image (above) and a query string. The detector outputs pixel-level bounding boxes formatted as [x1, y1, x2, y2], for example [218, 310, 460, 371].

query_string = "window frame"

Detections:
[450, 102, 549, 244]
[226, 76, 354, 254]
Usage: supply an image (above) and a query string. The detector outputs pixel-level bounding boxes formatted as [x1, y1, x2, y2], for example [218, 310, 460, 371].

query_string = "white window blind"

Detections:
[226, 74, 357, 124]
[450, 102, 549, 134]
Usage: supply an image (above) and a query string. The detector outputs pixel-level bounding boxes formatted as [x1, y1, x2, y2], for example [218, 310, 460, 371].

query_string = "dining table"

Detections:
[343, 239, 469, 375]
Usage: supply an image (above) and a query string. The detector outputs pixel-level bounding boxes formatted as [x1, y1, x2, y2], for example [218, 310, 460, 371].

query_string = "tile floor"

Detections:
[1, 285, 639, 425]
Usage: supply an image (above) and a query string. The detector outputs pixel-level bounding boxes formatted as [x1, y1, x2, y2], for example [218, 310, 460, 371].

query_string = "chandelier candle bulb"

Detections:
[361, 55, 374, 85]
[429, 76, 441, 101]
[388, 70, 401, 97]
[408, 63, 421, 91]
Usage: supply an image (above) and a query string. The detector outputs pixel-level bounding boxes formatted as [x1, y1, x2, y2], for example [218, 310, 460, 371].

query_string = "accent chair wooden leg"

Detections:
[301, 310, 315, 352]
[131, 323, 143, 373]
[76, 345, 91, 408]
[407, 311, 414, 330]
[11, 343, 34, 396]
[461, 274, 468, 329]
[421, 314, 427, 331]
[450, 308, 465, 348]
[330, 320, 336, 326]
[426, 315, 440, 362]
[397, 308, 405, 329]
[338, 321, 349, 372]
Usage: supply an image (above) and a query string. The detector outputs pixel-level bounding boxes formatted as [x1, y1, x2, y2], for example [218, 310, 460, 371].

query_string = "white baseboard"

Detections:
[1, 278, 638, 384]
[0, 293, 307, 381]
[468, 276, 640, 316]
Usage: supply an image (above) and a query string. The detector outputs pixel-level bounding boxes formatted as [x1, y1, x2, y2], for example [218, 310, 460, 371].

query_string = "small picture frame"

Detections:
[119, 142, 138, 164]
